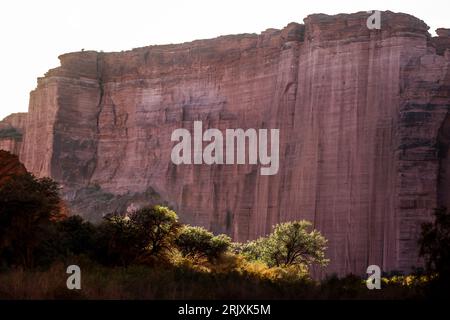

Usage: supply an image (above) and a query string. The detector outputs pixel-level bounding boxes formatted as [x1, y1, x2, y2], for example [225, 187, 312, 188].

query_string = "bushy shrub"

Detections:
[234, 221, 329, 270]
[94, 215, 143, 266]
[232, 238, 265, 261]
[175, 226, 231, 262]
[129, 205, 181, 257]
[93, 205, 180, 266]
[33, 216, 96, 268]
[56, 216, 96, 256]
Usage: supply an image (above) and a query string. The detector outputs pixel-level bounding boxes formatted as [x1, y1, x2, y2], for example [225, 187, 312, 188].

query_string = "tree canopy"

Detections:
[175, 225, 231, 262]
[0, 173, 62, 268]
[236, 221, 329, 269]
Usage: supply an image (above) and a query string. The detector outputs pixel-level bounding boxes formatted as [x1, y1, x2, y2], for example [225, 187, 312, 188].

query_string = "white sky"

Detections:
[0, 0, 449, 120]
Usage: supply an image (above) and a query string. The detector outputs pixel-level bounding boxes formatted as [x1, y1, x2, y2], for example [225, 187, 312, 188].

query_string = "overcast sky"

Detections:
[0, 0, 449, 120]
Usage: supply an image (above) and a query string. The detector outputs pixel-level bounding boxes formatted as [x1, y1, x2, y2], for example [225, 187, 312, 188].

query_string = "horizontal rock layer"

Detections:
[2, 11, 450, 276]
[0, 113, 27, 155]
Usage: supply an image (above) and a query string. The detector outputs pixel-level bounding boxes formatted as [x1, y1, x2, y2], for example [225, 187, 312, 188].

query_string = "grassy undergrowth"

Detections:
[0, 256, 428, 300]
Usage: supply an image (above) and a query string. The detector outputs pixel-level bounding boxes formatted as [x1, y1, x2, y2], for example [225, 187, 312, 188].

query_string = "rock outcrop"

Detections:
[0, 113, 27, 155]
[1, 11, 450, 276]
[0, 150, 27, 186]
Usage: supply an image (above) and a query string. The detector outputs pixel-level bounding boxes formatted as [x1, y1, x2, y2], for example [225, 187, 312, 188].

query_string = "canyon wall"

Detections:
[1, 11, 450, 276]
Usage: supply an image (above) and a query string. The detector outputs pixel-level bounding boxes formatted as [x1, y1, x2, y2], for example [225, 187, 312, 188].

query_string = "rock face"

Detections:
[1, 11, 450, 276]
[0, 150, 27, 186]
[0, 113, 27, 155]
[0, 113, 28, 132]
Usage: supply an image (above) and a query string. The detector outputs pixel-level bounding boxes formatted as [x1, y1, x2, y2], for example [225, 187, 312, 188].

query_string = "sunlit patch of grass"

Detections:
[382, 274, 433, 287]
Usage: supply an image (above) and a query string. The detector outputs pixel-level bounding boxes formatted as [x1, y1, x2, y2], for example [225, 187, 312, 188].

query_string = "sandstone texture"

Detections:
[0, 113, 27, 155]
[0, 150, 27, 186]
[1, 11, 450, 276]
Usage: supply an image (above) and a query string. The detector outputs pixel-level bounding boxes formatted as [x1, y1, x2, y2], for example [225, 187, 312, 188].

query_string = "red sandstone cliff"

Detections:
[1, 11, 450, 276]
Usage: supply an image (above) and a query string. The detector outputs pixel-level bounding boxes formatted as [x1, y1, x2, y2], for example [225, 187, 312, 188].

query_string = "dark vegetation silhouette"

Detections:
[0, 173, 62, 268]
[0, 172, 447, 299]
[418, 207, 450, 299]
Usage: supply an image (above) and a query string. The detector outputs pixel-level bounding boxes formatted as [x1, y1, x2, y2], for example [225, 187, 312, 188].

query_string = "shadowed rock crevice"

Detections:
[437, 107, 450, 210]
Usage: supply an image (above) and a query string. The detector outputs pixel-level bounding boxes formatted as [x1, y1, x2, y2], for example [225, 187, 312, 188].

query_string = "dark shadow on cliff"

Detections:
[66, 184, 167, 223]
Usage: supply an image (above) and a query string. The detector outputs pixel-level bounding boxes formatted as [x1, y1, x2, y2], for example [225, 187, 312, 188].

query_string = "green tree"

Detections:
[236, 221, 329, 269]
[31, 216, 98, 267]
[95, 215, 142, 266]
[130, 205, 181, 257]
[94, 206, 181, 266]
[0, 173, 62, 268]
[175, 226, 231, 262]
[232, 237, 266, 261]
[56, 215, 96, 256]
